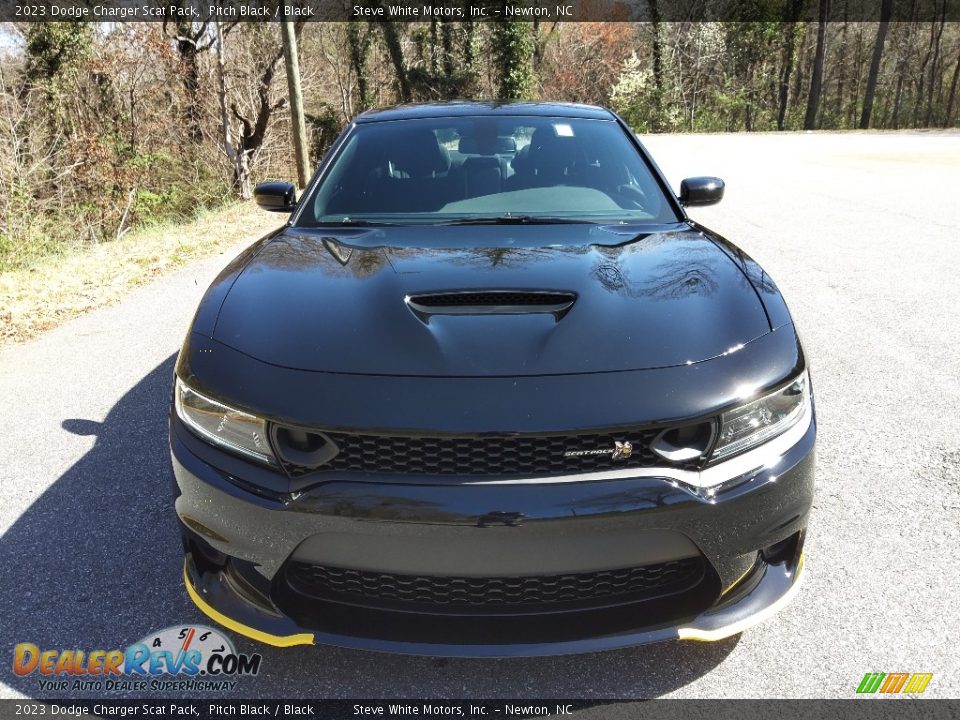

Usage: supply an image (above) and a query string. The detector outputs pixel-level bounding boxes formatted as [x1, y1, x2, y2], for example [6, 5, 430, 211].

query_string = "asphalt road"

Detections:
[1, 131, 959, 701]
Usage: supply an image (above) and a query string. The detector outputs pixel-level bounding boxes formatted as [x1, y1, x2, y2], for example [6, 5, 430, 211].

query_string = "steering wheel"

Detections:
[611, 184, 649, 210]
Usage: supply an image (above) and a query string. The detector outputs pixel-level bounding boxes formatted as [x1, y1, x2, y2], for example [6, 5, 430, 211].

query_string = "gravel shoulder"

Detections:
[0, 202, 276, 346]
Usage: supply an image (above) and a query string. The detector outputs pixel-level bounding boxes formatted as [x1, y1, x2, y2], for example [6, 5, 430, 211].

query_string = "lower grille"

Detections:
[285, 558, 705, 612]
[316, 428, 671, 476]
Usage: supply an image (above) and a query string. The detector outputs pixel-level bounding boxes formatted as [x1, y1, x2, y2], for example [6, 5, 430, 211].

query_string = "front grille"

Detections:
[317, 428, 671, 476]
[286, 558, 705, 611]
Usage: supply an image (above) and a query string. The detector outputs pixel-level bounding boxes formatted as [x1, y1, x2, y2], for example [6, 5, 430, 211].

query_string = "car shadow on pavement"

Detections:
[0, 354, 738, 700]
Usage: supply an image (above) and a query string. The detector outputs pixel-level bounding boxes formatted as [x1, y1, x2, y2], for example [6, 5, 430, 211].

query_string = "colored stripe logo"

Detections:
[857, 672, 933, 694]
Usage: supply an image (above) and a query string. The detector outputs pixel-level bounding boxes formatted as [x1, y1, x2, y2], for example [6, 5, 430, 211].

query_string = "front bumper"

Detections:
[171, 410, 815, 657]
[183, 551, 805, 655]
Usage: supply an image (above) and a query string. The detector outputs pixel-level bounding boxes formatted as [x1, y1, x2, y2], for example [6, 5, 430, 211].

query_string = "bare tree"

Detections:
[945, 43, 960, 126]
[163, 19, 217, 141]
[216, 22, 290, 199]
[347, 22, 373, 112]
[923, 1, 948, 125]
[804, 0, 829, 130]
[860, 0, 894, 128]
[777, 3, 805, 130]
[379, 20, 411, 102]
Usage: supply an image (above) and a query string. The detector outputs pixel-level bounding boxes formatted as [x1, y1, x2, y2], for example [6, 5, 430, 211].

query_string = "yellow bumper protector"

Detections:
[183, 563, 314, 648]
[678, 553, 806, 642]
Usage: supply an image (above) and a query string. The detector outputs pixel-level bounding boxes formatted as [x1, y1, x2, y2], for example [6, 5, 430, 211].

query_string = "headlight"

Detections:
[712, 372, 809, 461]
[174, 377, 276, 465]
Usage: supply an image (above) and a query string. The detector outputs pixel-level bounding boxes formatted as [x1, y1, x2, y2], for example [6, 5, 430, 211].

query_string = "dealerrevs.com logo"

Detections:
[12, 625, 262, 692]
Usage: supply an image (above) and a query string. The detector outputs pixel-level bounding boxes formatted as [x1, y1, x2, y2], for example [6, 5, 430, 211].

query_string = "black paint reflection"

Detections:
[591, 235, 721, 300]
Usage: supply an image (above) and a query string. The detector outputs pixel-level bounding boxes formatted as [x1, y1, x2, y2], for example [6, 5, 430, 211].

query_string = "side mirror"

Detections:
[254, 182, 297, 213]
[679, 177, 725, 207]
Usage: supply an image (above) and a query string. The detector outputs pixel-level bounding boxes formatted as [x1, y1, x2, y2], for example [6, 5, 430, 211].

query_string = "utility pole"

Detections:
[281, 16, 310, 189]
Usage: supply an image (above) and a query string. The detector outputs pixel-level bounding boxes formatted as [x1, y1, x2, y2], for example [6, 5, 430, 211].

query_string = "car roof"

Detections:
[355, 101, 616, 123]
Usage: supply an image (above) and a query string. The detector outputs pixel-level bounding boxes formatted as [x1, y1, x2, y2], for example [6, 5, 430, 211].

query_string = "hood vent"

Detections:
[407, 290, 576, 321]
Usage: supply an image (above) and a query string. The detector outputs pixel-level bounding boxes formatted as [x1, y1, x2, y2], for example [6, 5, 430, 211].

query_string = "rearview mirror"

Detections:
[679, 177, 725, 207]
[254, 182, 297, 213]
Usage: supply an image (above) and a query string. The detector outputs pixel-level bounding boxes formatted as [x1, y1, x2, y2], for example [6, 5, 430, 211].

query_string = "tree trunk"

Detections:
[441, 20, 455, 76]
[913, 19, 937, 126]
[531, 21, 558, 75]
[944, 45, 960, 126]
[492, 13, 533, 101]
[924, 5, 946, 126]
[379, 21, 410, 102]
[235, 151, 252, 201]
[166, 19, 212, 143]
[215, 21, 244, 197]
[804, 0, 829, 130]
[463, 18, 477, 77]
[347, 23, 371, 112]
[892, 73, 905, 128]
[860, 0, 893, 128]
[892, 20, 919, 129]
[688, 26, 705, 130]
[835, 4, 848, 122]
[178, 38, 202, 142]
[850, 22, 864, 126]
[792, 26, 809, 114]
[650, 0, 663, 131]
[429, 17, 439, 76]
[777, 19, 801, 130]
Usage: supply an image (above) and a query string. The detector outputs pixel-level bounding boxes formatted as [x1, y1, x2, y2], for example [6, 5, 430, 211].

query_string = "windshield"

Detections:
[295, 115, 680, 227]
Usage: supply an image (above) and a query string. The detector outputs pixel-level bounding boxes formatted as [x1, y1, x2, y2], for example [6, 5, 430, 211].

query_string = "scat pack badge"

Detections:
[13, 625, 261, 692]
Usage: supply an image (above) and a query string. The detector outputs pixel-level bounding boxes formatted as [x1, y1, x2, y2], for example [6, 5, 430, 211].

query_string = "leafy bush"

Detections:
[611, 55, 683, 133]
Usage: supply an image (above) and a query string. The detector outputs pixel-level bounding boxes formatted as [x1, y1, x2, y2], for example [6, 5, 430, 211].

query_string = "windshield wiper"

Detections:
[315, 218, 393, 227]
[439, 215, 594, 226]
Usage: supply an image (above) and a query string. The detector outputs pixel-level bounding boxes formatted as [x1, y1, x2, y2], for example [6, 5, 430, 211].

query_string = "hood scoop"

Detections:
[406, 290, 576, 321]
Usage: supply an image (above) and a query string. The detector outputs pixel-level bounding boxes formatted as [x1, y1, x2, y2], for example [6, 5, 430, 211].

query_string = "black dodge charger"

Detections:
[170, 101, 815, 655]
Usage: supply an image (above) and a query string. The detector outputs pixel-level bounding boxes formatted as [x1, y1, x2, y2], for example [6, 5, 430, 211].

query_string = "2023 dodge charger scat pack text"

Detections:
[170, 102, 815, 655]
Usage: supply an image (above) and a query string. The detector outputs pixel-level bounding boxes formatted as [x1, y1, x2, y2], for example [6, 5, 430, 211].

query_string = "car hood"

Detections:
[211, 224, 771, 376]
